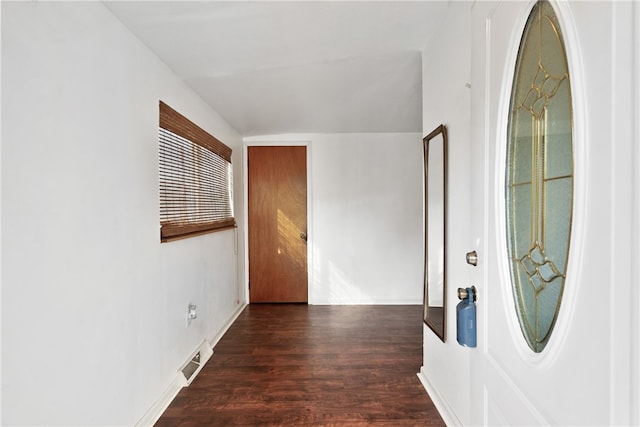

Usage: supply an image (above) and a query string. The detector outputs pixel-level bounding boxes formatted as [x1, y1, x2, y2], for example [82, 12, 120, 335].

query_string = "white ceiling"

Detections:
[104, 1, 450, 136]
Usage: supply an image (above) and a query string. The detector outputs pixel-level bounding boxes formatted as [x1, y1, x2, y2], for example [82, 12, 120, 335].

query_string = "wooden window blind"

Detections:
[159, 101, 235, 242]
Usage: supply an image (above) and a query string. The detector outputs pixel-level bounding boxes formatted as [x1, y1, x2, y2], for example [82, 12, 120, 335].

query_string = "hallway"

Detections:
[155, 305, 445, 426]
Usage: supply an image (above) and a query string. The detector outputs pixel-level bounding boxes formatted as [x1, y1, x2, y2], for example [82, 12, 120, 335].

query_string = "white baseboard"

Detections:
[209, 303, 247, 348]
[135, 303, 248, 427]
[311, 299, 423, 305]
[417, 367, 462, 427]
[135, 376, 183, 427]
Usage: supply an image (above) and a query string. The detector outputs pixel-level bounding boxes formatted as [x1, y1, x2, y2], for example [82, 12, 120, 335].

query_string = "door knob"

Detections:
[300, 232, 307, 242]
[466, 250, 478, 266]
[458, 286, 477, 302]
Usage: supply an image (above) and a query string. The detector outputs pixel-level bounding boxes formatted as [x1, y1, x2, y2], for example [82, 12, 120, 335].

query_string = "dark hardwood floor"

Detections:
[155, 304, 445, 426]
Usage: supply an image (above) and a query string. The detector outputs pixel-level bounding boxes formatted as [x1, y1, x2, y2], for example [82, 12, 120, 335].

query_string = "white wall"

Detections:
[419, 2, 472, 425]
[1, 2, 244, 426]
[244, 133, 424, 305]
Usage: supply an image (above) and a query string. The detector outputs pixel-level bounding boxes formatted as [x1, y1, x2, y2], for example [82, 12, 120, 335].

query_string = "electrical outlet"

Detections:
[186, 303, 197, 327]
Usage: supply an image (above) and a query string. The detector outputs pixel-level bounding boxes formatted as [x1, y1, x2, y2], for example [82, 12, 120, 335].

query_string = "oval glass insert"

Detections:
[505, 0, 573, 353]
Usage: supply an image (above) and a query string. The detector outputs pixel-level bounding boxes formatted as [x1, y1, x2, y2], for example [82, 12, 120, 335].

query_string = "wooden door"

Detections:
[248, 146, 308, 302]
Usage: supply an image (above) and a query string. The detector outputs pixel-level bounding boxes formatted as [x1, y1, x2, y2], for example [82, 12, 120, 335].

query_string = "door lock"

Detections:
[466, 250, 478, 266]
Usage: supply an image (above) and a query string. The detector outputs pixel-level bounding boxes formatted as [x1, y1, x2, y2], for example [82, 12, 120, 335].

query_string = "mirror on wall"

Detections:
[423, 124, 447, 342]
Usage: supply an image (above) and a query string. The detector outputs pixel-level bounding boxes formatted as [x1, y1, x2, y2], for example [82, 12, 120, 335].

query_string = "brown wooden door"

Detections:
[248, 146, 308, 302]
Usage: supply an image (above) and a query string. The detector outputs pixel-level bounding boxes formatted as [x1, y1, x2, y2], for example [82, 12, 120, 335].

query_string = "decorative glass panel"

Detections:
[506, 0, 573, 352]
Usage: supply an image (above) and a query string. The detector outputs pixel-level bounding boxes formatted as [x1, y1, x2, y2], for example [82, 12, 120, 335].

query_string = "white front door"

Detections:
[468, 1, 638, 425]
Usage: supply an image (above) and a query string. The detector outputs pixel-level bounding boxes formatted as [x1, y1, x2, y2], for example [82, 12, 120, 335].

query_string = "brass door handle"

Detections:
[300, 232, 307, 242]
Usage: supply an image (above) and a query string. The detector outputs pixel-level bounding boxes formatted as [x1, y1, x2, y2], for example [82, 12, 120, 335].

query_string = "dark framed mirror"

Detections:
[423, 124, 447, 341]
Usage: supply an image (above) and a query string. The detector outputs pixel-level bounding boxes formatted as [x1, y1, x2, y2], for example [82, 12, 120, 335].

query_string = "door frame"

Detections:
[242, 138, 313, 304]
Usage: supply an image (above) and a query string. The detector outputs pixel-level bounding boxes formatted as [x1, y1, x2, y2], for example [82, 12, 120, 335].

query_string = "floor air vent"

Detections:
[179, 340, 213, 386]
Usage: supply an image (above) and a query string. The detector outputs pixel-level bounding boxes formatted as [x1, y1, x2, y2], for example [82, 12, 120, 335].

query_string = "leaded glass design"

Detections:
[506, 0, 573, 353]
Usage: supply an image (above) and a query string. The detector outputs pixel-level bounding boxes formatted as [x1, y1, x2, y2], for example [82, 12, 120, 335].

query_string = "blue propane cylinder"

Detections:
[456, 286, 477, 348]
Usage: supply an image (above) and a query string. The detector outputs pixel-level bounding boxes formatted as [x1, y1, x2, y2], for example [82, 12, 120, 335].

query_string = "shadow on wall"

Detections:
[312, 245, 376, 304]
[276, 205, 374, 304]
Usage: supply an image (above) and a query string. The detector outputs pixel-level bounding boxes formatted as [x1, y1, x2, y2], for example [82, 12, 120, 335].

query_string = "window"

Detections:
[505, 1, 573, 352]
[159, 101, 235, 242]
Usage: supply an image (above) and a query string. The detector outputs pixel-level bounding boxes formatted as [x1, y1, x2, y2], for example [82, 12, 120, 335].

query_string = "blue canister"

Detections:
[456, 287, 477, 348]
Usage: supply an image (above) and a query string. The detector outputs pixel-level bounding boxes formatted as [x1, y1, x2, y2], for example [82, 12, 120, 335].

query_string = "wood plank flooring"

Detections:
[155, 304, 445, 426]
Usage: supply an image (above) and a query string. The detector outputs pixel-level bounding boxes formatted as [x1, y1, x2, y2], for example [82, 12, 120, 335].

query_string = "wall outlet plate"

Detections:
[186, 303, 197, 326]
